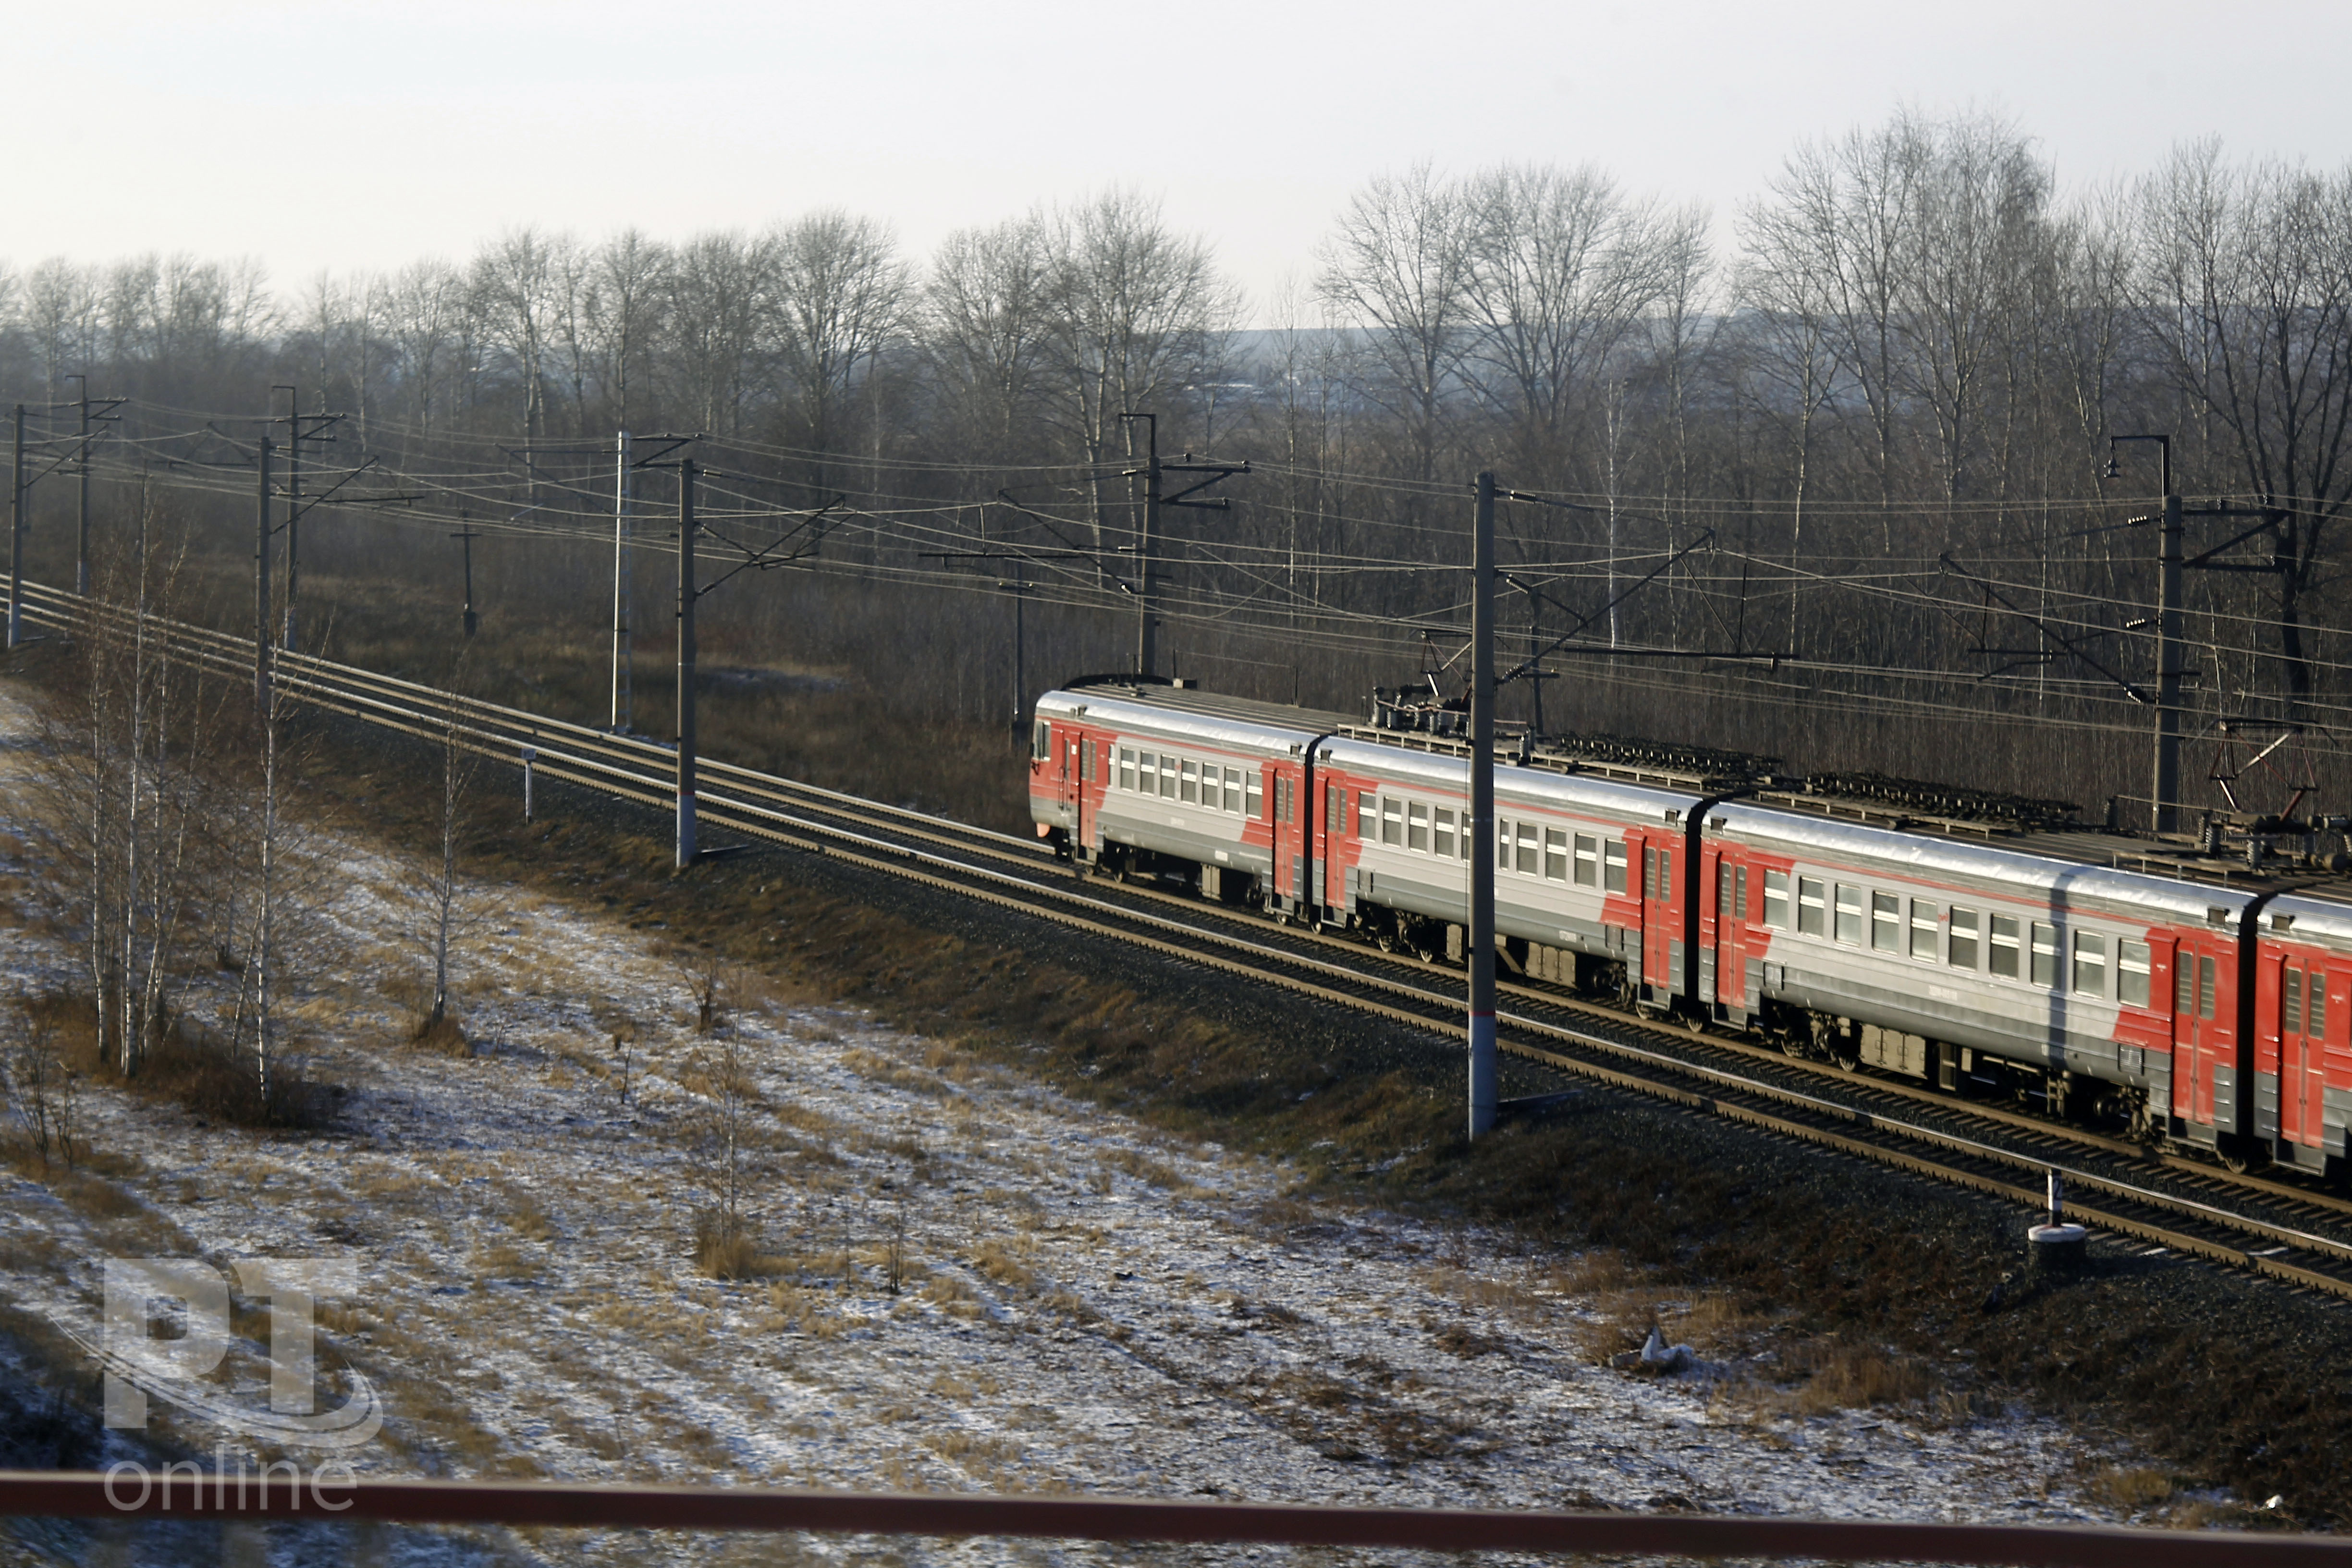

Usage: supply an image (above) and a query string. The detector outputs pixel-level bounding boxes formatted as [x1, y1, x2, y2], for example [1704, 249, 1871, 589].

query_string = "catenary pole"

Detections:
[74, 379, 90, 597]
[6, 405, 22, 649]
[612, 429, 633, 731]
[282, 386, 301, 649]
[1136, 417, 1160, 678]
[675, 458, 698, 868]
[2153, 445, 2183, 835]
[255, 436, 273, 707]
[1469, 471, 1498, 1139]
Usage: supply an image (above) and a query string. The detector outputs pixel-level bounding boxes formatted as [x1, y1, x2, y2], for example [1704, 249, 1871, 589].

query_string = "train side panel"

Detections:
[2250, 894, 2352, 1174]
[1708, 803, 2262, 1143]
[1313, 738, 1705, 1003]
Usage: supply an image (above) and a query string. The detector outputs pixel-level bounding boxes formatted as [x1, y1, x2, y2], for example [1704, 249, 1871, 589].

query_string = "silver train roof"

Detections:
[1035, 687, 1342, 754]
[2259, 889, 2352, 948]
[1316, 735, 1708, 821]
[1713, 800, 2262, 924]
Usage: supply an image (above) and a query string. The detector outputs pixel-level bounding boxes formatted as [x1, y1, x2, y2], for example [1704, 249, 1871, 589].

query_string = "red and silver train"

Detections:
[1030, 675, 2352, 1181]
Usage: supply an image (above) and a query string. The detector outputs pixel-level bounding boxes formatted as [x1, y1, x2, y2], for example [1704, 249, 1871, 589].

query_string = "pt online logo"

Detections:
[82, 1257, 382, 1452]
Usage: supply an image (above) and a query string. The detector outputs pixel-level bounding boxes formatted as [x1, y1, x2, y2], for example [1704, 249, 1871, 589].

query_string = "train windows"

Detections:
[1180, 760, 1200, 805]
[1248, 771, 1263, 821]
[1159, 755, 1177, 799]
[2311, 973, 2328, 1039]
[1948, 908, 1979, 968]
[1835, 885, 1863, 945]
[1736, 866, 1749, 921]
[1382, 798, 1404, 845]
[1870, 892, 1899, 952]
[1403, 802, 1425, 852]
[1519, 824, 1541, 875]
[1910, 901, 1938, 960]
[2198, 954, 2217, 1020]
[1434, 808, 1457, 860]
[1797, 876, 1824, 935]
[1597, 839, 1622, 892]
[2176, 953, 2195, 1015]
[1032, 721, 1050, 760]
[1989, 914, 2021, 978]
[1139, 753, 1158, 794]
[1718, 861, 1733, 920]
[1328, 784, 1343, 840]
[2072, 931, 2107, 997]
[1362, 792, 1379, 840]
[1764, 870, 1789, 928]
[2119, 939, 2151, 1007]
[1497, 820, 1511, 868]
[2031, 923, 2058, 987]
[1656, 848, 1672, 898]
[2285, 968, 2303, 1034]
[1119, 748, 1136, 792]
[1224, 767, 1243, 813]
[1575, 834, 1598, 886]
[1544, 828, 1568, 881]
[1081, 740, 1095, 782]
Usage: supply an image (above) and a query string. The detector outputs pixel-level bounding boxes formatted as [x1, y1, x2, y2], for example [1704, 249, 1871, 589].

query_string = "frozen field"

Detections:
[0, 685, 2154, 1563]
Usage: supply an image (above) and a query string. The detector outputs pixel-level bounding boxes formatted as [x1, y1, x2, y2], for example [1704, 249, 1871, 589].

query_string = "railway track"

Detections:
[17, 577, 2352, 1303]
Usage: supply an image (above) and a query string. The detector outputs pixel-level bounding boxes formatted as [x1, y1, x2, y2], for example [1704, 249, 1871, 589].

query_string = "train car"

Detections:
[1029, 679, 1352, 910]
[1029, 675, 2352, 1176]
[1312, 734, 1711, 1008]
[2250, 888, 2352, 1178]
[1704, 796, 2272, 1157]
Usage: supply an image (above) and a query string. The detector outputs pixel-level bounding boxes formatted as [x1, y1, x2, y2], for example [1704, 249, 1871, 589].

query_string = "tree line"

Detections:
[5, 109, 2352, 821]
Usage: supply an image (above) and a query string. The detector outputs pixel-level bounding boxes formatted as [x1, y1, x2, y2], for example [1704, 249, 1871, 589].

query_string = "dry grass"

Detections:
[1778, 1340, 1938, 1413]
[968, 1238, 1037, 1294]
[920, 1429, 1025, 1464]
[2085, 1465, 2177, 1512]
[408, 1012, 472, 1057]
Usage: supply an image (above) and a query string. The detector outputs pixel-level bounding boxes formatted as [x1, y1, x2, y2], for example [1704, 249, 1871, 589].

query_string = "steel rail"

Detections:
[15, 580, 2352, 1298]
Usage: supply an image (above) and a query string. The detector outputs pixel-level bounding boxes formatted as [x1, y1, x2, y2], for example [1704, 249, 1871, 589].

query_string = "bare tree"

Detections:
[1460, 162, 1678, 481]
[925, 215, 1053, 464]
[1038, 188, 1231, 561]
[2137, 141, 2352, 715]
[771, 209, 908, 488]
[1319, 163, 1472, 487]
[411, 704, 481, 1037]
[383, 258, 465, 436]
[664, 230, 776, 439]
[586, 229, 671, 431]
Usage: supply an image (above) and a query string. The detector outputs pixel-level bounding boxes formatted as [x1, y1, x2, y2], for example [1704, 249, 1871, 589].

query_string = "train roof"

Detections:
[1712, 798, 2294, 925]
[1317, 734, 1710, 820]
[1037, 681, 1353, 752]
[2260, 887, 2352, 948]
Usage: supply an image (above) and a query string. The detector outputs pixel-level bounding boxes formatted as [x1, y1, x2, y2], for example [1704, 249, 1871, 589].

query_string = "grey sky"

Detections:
[19, 0, 2350, 321]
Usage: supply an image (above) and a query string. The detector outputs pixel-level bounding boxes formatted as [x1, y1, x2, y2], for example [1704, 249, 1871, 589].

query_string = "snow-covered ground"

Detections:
[0, 683, 2156, 1564]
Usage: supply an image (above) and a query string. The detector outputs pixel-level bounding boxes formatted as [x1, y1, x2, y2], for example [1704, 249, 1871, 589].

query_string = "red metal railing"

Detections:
[1, 1473, 2343, 1564]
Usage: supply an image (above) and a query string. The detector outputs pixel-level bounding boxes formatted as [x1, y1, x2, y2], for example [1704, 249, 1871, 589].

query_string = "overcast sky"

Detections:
[15, 0, 2351, 321]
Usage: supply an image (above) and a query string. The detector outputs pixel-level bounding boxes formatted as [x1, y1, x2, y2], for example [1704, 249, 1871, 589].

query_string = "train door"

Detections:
[1697, 846, 1720, 1006]
[1324, 782, 1352, 910]
[2281, 957, 2322, 1150]
[1063, 734, 1085, 850]
[1269, 768, 1293, 899]
[1714, 851, 1749, 1017]
[1641, 837, 1675, 1001]
[2171, 935, 2223, 1130]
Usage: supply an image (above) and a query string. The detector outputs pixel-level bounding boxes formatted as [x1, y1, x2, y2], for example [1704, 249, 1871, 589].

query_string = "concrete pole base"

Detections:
[2026, 1222, 2087, 1282]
